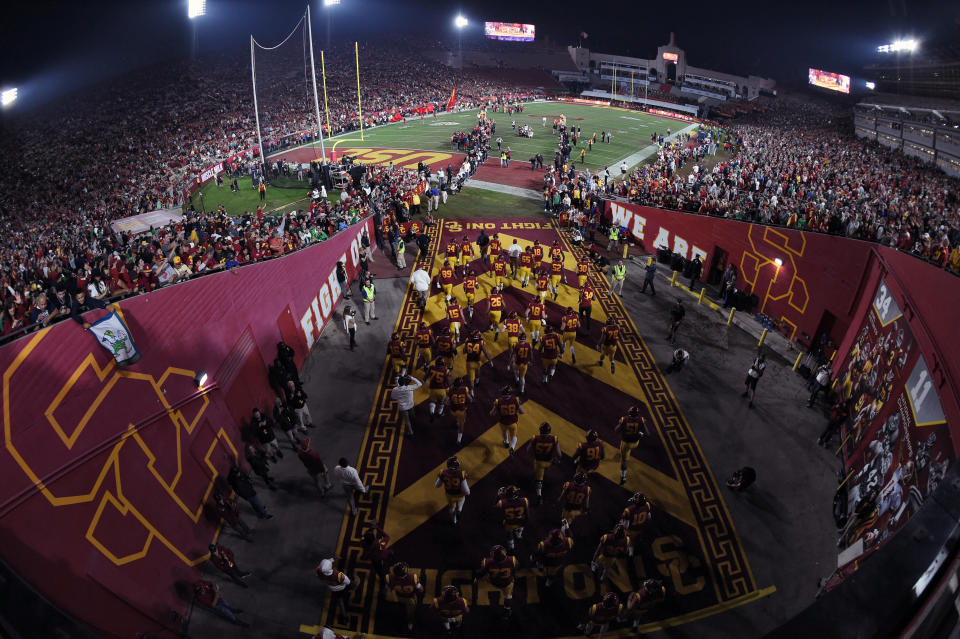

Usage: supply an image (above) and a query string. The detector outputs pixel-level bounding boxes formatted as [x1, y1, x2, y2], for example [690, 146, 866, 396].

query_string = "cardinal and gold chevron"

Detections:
[316, 219, 773, 638]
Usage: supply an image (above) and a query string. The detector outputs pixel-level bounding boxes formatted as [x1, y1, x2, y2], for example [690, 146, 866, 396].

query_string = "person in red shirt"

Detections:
[561, 307, 580, 364]
[518, 245, 534, 288]
[488, 233, 502, 266]
[491, 385, 523, 454]
[437, 262, 456, 304]
[208, 543, 251, 587]
[211, 491, 252, 541]
[535, 268, 550, 302]
[524, 297, 546, 345]
[592, 524, 633, 585]
[549, 256, 565, 300]
[531, 239, 544, 266]
[576, 256, 591, 288]
[487, 284, 505, 339]
[597, 316, 620, 373]
[448, 376, 473, 446]
[414, 321, 434, 371]
[458, 235, 474, 276]
[297, 437, 333, 496]
[193, 579, 248, 627]
[360, 526, 392, 585]
[512, 332, 533, 395]
[463, 330, 492, 391]
[619, 492, 653, 551]
[490, 254, 508, 291]
[386, 331, 408, 384]
[475, 545, 518, 618]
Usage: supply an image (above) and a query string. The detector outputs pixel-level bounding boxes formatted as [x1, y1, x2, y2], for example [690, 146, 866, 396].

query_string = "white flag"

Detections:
[89, 310, 141, 366]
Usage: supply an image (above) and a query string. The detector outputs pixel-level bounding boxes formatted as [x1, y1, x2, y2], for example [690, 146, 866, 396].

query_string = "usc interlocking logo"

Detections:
[739, 226, 810, 339]
[3, 329, 236, 567]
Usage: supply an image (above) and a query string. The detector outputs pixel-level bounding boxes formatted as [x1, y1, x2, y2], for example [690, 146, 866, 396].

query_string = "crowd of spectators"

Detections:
[610, 97, 960, 272]
[0, 42, 540, 341]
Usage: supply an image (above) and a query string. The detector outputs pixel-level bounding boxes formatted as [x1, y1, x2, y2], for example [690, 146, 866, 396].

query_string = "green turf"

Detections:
[191, 175, 339, 216]
[438, 187, 541, 220]
[306, 103, 684, 173]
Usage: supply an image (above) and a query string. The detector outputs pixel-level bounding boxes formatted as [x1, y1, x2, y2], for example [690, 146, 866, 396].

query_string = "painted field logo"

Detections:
[429, 121, 459, 126]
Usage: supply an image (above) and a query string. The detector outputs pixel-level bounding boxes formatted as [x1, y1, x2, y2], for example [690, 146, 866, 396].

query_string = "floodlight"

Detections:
[324, 0, 341, 5]
[194, 370, 208, 388]
[1, 88, 17, 107]
[865, 81, 876, 90]
[188, 0, 206, 19]
[877, 38, 918, 54]
[454, 15, 468, 29]
[774, 258, 783, 268]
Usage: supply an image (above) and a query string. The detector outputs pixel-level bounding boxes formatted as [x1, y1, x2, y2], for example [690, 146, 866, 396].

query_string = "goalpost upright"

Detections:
[355, 41, 364, 141]
[306, 4, 327, 162]
[250, 35, 266, 172]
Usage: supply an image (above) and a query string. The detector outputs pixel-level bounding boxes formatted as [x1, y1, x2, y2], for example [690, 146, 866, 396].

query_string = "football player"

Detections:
[488, 233, 502, 267]
[526, 421, 561, 504]
[496, 485, 529, 550]
[533, 528, 574, 587]
[615, 406, 648, 485]
[518, 245, 534, 287]
[558, 471, 591, 536]
[487, 284, 505, 340]
[624, 579, 667, 631]
[427, 356, 451, 422]
[549, 239, 564, 263]
[445, 296, 464, 343]
[531, 239, 544, 266]
[437, 261, 456, 304]
[491, 253, 509, 291]
[464, 330, 492, 391]
[462, 269, 479, 320]
[360, 526, 392, 586]
[458, 235, 474, 276]
[596, 316, 619, 373]
[525, 296, 546, 344]
[535, 268, 550, 302]
[578, 283, 595, 329]
[414, 321, 434, 372]
[619, 492, 653, 550]
[573, 430, 605, 476]
[491, 385, 523, 454]
[432, 585, 469, 634]
[385, 561, 423, 631]
[539, 324, 562, 384]
[386, 331, 407, 384]
[445, 236, 460, 270]
[448, 377, 473, 446]
[435, 456, 470, 524]
[579, 592, 621, 639]
[434, 324, 458, 369]
[474, 545, 518, 618]
[576, 255, 591, 289]
[561, 307, 580, 364]
[548, 255, 565, 300]
[591, 525, 633, 586]
[513, 332, 533, 395]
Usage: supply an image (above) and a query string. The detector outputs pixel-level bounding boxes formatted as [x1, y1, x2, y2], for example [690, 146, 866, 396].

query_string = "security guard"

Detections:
[396, 236, 406, 270]
[611, 260, 626, 295]
[361, 279, 377, 324]
[606, 225, 619, 252]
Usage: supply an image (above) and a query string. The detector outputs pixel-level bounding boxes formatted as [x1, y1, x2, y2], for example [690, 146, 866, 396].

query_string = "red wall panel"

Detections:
[605, 202, 874, 343]
[0, 219, 373, 638]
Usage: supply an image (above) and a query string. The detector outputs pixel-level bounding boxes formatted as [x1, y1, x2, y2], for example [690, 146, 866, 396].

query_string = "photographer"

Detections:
[343, 305, 358, 350]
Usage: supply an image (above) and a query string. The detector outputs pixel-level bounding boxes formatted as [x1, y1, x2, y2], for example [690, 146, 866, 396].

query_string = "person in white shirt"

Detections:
[507, 239, 522, 278]
[410, 268, 431, 309]
[390, 375, 422, 437]
[332, 458, 368, 515]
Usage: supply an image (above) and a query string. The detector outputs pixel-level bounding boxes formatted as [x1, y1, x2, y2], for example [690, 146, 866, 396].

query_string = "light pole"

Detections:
[455, 15, 468, 68]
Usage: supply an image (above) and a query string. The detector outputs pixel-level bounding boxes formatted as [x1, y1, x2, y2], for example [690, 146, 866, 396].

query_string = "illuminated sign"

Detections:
[483, 22, 535, 42]
[808, 68, 850, 94]
[877, 39, 917, 53]
[663, 52, 678, 62]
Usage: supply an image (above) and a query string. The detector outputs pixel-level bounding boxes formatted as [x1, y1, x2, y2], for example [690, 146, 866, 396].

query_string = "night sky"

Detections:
[1, 0, 957, 108]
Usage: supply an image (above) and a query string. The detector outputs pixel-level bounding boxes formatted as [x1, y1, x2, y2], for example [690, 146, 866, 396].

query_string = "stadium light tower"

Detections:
[322, 0, 340, 51]
[188, 0, 206, 60]
[455, 15, 468, 68]
[1, 88, 17, 108]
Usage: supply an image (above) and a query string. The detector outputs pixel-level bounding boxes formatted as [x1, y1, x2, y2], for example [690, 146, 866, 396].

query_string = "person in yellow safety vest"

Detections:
[361, 280, 378, 324]
[606, 225, 619, 252]
[396, 237, 406, 270]
[611, 260, 626, 295]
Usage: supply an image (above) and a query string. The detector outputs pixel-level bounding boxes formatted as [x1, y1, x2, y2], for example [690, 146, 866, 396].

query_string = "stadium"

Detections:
[0, 1, 958, 638]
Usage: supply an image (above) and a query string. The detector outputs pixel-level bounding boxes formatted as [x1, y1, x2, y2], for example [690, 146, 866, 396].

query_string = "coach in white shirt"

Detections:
[332, 458, 368, 515]
[410, 267, 431, 308]
[390, 375, 422, 437]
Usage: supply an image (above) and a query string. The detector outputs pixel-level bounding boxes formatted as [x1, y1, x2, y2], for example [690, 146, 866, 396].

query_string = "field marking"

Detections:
[462, 180, 541, 200]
